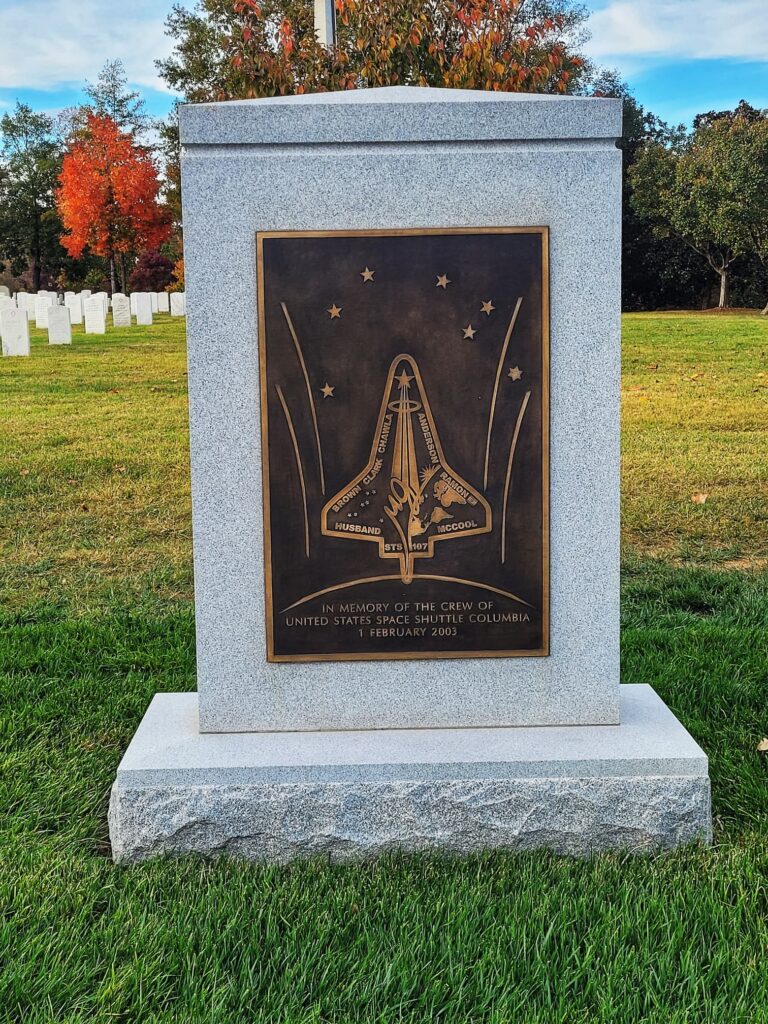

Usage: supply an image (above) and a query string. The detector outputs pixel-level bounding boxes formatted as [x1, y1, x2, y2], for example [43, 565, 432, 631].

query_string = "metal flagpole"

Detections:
[313, 0, 336, 47]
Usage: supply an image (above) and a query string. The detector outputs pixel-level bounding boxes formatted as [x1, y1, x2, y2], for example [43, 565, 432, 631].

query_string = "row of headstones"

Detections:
[0, 287, 186, 357]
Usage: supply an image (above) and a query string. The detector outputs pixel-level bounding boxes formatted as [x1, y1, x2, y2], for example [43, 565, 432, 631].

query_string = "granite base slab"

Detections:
[109, 685, 711, 863]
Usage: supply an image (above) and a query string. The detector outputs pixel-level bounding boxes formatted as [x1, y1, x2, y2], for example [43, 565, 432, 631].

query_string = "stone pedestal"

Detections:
[110, 686, 710, 863]
[109, 87, 710, 862]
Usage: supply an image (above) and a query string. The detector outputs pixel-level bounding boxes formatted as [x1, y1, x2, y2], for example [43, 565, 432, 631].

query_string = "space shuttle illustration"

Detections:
[322, 354, 492, 583]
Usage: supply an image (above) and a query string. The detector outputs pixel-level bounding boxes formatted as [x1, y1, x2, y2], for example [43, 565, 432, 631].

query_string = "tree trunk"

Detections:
[30, 258, 41, 292]
[109, 256, 116, 296]
[762, 301, 768, 316]
[718, 268, 729, 309]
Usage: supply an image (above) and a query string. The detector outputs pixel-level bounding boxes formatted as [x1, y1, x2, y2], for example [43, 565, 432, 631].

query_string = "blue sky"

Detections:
[0, 0, 766, 127]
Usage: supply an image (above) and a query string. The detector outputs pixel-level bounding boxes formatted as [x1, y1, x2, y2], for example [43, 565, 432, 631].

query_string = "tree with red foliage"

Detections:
[57, 113, 170, 293]
[128, 250, 175, 292]
[229, 0, 581, 95]
[159, 0, 585, 101]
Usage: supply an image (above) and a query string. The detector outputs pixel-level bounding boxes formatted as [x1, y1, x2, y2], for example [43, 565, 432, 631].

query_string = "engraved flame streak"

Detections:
[280, 302, 326, 495]
[275, 385, 310, 558]
[484, 296, 523, 490]
[501, 390, 531, 565]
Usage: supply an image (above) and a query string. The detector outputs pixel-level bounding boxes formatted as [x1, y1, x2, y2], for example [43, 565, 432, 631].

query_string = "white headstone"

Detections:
[81, 289, 92, 301]
[130, 293, 138, 315]
[157, 291, 170, 314]
[170, 292, 186, 317]
[0, 285, 10, 297]
[134, 293, 153, 326]
[65, 294, 83, 325]
[84, 296, 106, 334]
[150, 292, 159, 313]
[0, 295, 12, 312]
[47, 305, 72, 345]
[112, 294, 132, 327]
[1, 307, 30, 356]
[34, 294, 50, 327]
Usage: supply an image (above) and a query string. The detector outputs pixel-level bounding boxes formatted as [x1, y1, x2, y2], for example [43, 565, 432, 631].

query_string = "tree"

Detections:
[629, 106, 768, 309]
[57, 113, 171, 293]
[158, 0, 589, 100]
[85, 59, 149, 136]
[157, 104, 183, 236]
[586, 77, 709, 311]
[168, 256, 185, 292]
[0, 103, 64, 290]
[128, 250, 175, 291]
[699, 111, 768, 313]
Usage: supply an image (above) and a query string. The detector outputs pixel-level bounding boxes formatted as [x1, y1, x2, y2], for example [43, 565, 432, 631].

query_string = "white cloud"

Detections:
[0, 0, 176, 92]
[586, 0, 768, 61]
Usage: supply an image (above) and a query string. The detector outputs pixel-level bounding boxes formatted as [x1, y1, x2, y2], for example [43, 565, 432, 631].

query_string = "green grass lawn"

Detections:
[1, 313, 767, 1023]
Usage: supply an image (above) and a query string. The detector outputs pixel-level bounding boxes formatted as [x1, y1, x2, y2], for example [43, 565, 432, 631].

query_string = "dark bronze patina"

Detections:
[257, 228, 549, 661]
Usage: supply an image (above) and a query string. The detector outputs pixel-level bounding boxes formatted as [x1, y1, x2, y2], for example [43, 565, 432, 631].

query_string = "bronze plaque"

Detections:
[257, 228, 549, 662]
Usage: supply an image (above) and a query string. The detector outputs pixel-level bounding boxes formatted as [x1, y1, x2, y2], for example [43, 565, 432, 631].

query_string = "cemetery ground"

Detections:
[1, 312, 767, 1024]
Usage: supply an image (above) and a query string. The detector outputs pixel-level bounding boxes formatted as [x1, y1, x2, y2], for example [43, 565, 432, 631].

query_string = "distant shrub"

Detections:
[167, 256, 184, 293]
[128, 251, 174, 292]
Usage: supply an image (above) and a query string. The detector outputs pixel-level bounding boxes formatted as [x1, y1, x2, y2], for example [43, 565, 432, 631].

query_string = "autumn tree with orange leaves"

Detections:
[57, 113, 170, 293]
[160, 0, 586, 102]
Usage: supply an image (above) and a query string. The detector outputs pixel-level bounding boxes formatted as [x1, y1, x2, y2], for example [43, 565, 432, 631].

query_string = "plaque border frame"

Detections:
[256, 226, 550, 663]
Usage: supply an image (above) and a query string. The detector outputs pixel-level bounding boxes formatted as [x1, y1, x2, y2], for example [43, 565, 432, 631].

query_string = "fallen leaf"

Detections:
[757, 738, 768, 753]
[107, 388, 120, 395]
[67, 478, 77, 485]
[691, 492, 708, 505]
[114, 465, 127, 474]
[20, 468, 29, 476]
[691, 372, 705, 380]
[647, 363, 659, 370]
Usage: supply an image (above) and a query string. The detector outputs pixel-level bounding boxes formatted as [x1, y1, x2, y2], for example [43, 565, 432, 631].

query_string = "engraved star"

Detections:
[395, 369, 414, 387]
[463, 324, 477, 340]
[360, 267, 375, 283]
[327, 304, 342, 318]
[321, 382, 335, 398]
[508, 366, 523, 381]
[436, 274, 451, 289]
[481, 300, 495, 315]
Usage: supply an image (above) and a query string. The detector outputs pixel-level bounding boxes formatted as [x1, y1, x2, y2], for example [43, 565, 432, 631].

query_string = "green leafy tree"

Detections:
[85, 59, 149, 136]
[0, 103, 64, 290]
[157, 104, 183, 238]
[699, 110, 768, 313]
[592, 76, 709, 311]
[630, 104, 768, 310]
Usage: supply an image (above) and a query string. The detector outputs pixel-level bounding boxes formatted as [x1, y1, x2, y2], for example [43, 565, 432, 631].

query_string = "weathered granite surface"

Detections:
[180, 85, 624, 732]
[109, 686, 711, 863]
[180, 86, 623, 146]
